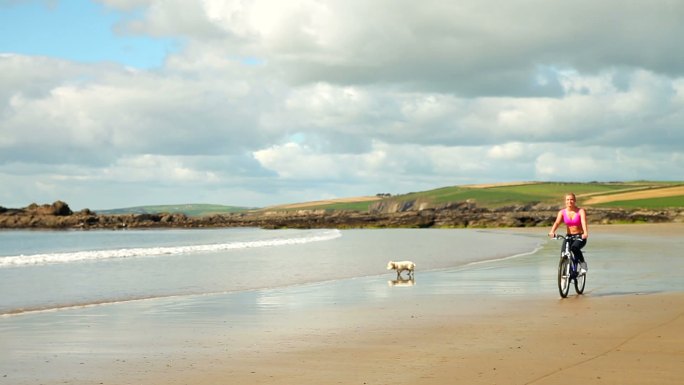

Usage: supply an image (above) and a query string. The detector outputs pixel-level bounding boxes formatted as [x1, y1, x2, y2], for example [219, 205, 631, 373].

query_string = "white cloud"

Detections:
[534, 146, 684, 182]
[253, 141, 370, 181]
[487, 143, 527, 160]
[102, 154, 220, 183]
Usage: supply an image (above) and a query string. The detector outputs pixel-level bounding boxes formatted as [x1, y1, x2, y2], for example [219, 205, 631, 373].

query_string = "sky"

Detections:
[1, 0, 683, 210]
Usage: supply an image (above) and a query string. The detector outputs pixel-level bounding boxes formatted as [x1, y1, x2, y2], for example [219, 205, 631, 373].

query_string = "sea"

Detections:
[0, 227, 543, 316]
[2, 226, 683, 316]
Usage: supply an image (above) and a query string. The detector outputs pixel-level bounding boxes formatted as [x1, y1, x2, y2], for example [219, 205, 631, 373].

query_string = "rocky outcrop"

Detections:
[25, 201, 73, 216]
[1, 201, 682, 230]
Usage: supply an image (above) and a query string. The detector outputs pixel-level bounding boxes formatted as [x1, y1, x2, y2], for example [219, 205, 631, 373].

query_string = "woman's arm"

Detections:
[549, 210, 563, 237]
[580, 208, 588, 239]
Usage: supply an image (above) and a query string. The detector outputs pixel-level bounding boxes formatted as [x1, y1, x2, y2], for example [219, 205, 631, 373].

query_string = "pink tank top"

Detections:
[562, 209, 582, 227]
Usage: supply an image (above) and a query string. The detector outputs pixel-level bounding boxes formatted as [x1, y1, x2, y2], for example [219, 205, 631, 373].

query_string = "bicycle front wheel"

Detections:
[557, 258, 571, 298]
[574, 268, 586, 294]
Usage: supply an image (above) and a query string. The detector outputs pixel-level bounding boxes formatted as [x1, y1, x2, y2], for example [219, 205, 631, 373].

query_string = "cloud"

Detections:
[121, 0, 684, 95]
[534, 145, 684, 182]
[0, 54, 275, 164]
[1, 0, 683, 209]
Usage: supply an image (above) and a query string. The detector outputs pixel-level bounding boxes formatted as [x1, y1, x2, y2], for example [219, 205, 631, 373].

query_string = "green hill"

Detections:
[264, 181, 684, 212]
[398, 181, 684, 208]
[97, 181, 684, 216]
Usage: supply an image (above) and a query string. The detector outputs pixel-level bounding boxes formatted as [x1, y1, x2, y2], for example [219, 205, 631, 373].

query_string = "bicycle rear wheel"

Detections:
[574, 266, 586, 294]
[557, 257, 571, 298]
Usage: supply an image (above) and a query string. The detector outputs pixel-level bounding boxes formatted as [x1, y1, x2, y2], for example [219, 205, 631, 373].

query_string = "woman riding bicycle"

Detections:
[548, 193, 589, 274]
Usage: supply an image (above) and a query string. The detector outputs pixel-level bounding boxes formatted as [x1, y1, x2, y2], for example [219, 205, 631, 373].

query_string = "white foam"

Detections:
[0, 229, 342, 268]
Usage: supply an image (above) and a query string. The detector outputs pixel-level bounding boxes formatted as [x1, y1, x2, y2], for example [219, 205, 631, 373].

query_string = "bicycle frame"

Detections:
[561, 238, 579, 277]
[554, 234, 586, 298]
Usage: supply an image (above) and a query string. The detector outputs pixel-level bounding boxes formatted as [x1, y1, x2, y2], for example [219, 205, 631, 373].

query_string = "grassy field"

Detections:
[262, 181, 684, 212]
[595, 195, 684, 209]
[399, 182, 645, 207]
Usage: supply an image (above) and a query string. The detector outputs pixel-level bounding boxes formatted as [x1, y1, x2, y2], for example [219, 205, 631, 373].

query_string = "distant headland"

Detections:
[3, 182, 683, 229]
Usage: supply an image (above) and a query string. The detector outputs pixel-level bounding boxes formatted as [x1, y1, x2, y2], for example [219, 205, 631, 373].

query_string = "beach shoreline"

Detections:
[2, 223, 682, 385]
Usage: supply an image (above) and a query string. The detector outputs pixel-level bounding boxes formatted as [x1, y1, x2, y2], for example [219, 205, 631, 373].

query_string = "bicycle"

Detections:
[553, 234, 586, 298]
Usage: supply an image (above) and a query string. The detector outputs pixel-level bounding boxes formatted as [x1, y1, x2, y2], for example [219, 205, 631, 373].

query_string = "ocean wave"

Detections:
[0, 229, 342, 268]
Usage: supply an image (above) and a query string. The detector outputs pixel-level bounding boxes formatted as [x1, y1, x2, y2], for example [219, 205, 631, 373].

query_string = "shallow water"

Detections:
[0, 228, 538, 315]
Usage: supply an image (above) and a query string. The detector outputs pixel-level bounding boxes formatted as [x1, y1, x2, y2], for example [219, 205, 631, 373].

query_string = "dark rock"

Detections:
[51, 201, 73, 216]
[25, 201, 73, 216]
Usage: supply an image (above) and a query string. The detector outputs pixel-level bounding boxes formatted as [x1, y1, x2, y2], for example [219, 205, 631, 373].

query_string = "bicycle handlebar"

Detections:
[552, 234, 582, 240]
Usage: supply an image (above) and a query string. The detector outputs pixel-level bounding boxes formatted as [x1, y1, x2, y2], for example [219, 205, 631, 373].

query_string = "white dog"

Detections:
[387, 260, 416, 278]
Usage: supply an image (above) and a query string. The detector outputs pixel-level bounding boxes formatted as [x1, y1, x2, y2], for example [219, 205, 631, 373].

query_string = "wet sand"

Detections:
[182, 292, 684, 385]
[2, 224, 683, 384]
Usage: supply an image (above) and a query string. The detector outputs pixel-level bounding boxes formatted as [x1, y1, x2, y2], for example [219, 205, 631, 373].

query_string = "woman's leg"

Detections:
[571, 238, 587, 273]
[570, 238, 586, 261]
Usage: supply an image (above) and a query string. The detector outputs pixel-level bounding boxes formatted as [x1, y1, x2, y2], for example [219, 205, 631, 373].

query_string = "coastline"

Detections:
[2, 200, 682, 230]
[1, 224, 682, 385]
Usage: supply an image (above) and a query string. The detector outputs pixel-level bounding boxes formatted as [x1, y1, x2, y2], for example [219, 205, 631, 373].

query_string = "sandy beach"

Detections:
[2, 224, 683, 385]
[179, 292, 684, 385]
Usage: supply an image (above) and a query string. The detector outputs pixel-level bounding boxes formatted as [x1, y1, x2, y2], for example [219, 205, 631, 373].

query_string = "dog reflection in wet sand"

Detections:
[388, 276, 415, 287]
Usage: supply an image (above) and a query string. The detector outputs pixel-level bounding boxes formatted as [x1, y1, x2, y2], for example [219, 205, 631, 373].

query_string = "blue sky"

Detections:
[1, 0, 683, 210]
[0, 0, 175, 68]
